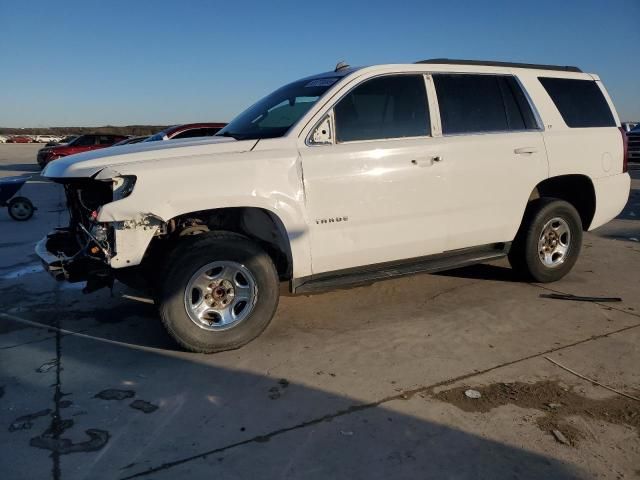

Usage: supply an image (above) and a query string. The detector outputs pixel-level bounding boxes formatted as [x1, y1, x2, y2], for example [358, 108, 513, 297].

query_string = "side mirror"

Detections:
[309, 115, 333, 145]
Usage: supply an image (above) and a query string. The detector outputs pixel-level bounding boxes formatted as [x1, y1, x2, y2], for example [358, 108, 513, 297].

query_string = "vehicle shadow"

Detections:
[0, 313, 586, 480]
[436, 263, 522, 283]
[0, 163, 40, 173]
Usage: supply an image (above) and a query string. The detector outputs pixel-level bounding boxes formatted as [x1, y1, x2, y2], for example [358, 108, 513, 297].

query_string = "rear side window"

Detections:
[539, 78, 615, 128]
[74, 135, 96, 146]
[334, 75, 430, 142]
[433, 74, 538, 134]
[172, 128, 209, 139]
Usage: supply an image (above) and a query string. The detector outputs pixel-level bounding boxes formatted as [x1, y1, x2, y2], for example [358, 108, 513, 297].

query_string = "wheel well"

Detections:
[159, 207, 293, 280]
[530, 175, 596, 230]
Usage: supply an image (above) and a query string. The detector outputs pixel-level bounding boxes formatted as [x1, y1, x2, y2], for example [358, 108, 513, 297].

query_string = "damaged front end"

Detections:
[36, 178, 119, 293]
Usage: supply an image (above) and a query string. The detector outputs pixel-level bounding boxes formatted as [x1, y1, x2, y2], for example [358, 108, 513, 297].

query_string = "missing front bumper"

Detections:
[35, 229, 113, 291]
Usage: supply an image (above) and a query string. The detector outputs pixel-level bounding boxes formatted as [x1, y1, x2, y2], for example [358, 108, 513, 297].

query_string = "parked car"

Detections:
[37, 134, 128, 167]
[38, 59, 630, 353]
[0, 135, 7, 143]
[627, 123, 640, 163]
[144, 123, 226, 142]
[112, 136, 150, 146]
[621, 122, 638, 133]
[45, 135, 78, 147]
[7, 136, 33, 143]
[35, 135, 61, 143]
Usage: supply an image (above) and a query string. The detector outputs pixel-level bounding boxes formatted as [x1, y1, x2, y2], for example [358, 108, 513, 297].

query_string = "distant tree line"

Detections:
[0, 125, 170, 136]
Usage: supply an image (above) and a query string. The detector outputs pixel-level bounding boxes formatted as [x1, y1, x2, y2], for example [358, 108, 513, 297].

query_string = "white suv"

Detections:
[38, 59, 631, 352]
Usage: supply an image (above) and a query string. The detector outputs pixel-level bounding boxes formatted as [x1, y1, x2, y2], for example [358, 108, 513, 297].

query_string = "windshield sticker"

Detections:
[305, 78, 338, 88]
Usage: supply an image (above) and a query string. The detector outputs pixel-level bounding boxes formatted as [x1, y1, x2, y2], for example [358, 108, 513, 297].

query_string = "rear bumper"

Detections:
[35, 229, 112, 288]
[589, 173, 631, 230]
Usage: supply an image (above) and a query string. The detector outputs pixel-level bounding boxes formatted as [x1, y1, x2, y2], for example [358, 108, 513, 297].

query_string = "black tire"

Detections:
[508, 198, 582, 283]
[158, 231, 279, 353]
[8, 196, 35, 221]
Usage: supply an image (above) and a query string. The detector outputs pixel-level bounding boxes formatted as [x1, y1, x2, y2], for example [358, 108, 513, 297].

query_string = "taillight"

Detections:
[619, 127, 628, 173]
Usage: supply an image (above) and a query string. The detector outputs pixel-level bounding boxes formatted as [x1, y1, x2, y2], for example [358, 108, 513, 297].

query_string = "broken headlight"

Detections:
[112, 175, 137, 200]
[90, 223, 109, 243]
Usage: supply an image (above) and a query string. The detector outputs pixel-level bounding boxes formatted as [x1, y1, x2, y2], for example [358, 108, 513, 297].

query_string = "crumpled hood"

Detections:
[43, 136, 258, 178]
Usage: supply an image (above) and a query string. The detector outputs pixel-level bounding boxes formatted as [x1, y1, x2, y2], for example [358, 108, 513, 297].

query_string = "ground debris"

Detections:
[8, 409, 51, 432]
[36, 359, 58, 373]
[464, 389, 482, 399]
[552, 429, 570, 445]
[539, 293, 622, 303]
[432, 380, 640, 445]
[129, 400, 158, 413]
[94, 389, 135, 401]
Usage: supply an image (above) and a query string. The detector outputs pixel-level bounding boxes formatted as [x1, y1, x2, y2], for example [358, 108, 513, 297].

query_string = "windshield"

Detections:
[216, 77, 341, 140]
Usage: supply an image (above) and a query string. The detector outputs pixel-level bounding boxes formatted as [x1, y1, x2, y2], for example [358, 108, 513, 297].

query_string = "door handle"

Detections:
[411, 156, 442, 167]
[514, 147, 538, 155]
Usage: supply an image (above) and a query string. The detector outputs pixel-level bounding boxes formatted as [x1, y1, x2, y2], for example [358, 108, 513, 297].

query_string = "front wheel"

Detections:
[508, 198, 583, 283]
[159, 232, 280, 353]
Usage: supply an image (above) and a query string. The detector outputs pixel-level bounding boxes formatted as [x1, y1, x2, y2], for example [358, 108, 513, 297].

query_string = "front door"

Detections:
[300, 74, 448, 274]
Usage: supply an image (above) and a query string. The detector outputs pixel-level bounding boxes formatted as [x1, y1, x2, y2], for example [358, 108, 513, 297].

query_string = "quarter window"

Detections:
[433, 74, 538, 134]
[334, 75, 430, 142]
[539, 77, 615, 128]
[98, 136, 115, 145]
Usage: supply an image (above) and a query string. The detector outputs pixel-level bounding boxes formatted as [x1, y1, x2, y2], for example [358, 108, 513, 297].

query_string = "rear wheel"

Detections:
[159, 232, 279, 353]
[8, 197, 34, 221]
[508, 198, 582, 283]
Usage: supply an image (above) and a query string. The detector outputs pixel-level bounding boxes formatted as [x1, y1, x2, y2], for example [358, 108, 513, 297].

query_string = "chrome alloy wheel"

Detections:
[538, 217, 571, 268]
[184, 261, 258, 331]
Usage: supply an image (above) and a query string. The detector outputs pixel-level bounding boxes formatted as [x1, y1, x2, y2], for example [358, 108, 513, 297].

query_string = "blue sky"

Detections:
[1, 0, 639, 127]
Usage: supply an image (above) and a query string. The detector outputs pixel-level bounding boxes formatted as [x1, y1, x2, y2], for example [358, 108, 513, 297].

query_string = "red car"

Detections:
[37, 134, 128, 167]
[7, 136, 33, 143]
[144, 123, 226, 142]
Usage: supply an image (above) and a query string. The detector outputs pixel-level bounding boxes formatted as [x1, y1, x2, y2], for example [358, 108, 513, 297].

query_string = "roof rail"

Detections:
[415, 58, 582, 73]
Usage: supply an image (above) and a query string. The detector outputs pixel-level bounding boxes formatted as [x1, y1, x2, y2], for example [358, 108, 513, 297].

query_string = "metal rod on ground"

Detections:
[544, 356, 640, 402]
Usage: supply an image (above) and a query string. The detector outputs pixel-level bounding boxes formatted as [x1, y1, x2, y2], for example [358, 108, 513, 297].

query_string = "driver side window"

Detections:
[334, 75, 430, 143]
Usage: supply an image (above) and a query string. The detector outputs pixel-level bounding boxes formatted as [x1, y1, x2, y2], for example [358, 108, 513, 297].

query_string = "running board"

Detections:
[292, 243, 510, 294]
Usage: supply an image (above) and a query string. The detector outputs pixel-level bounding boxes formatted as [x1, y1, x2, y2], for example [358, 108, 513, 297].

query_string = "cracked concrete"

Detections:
[1, 145, 639, 479]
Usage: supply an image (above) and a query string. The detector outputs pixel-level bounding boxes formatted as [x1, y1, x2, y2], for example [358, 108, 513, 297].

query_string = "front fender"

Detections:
[96, 147, 313, 277]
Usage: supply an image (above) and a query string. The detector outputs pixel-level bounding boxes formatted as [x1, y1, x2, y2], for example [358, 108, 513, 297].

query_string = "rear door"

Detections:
[429, 73, 549, 249]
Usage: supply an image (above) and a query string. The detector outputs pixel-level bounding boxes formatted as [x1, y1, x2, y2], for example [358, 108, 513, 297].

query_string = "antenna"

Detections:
[334, 61, 350, 72]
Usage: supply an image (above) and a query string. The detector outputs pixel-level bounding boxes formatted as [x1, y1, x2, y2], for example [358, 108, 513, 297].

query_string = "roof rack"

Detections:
[415, 58, 582, 73]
